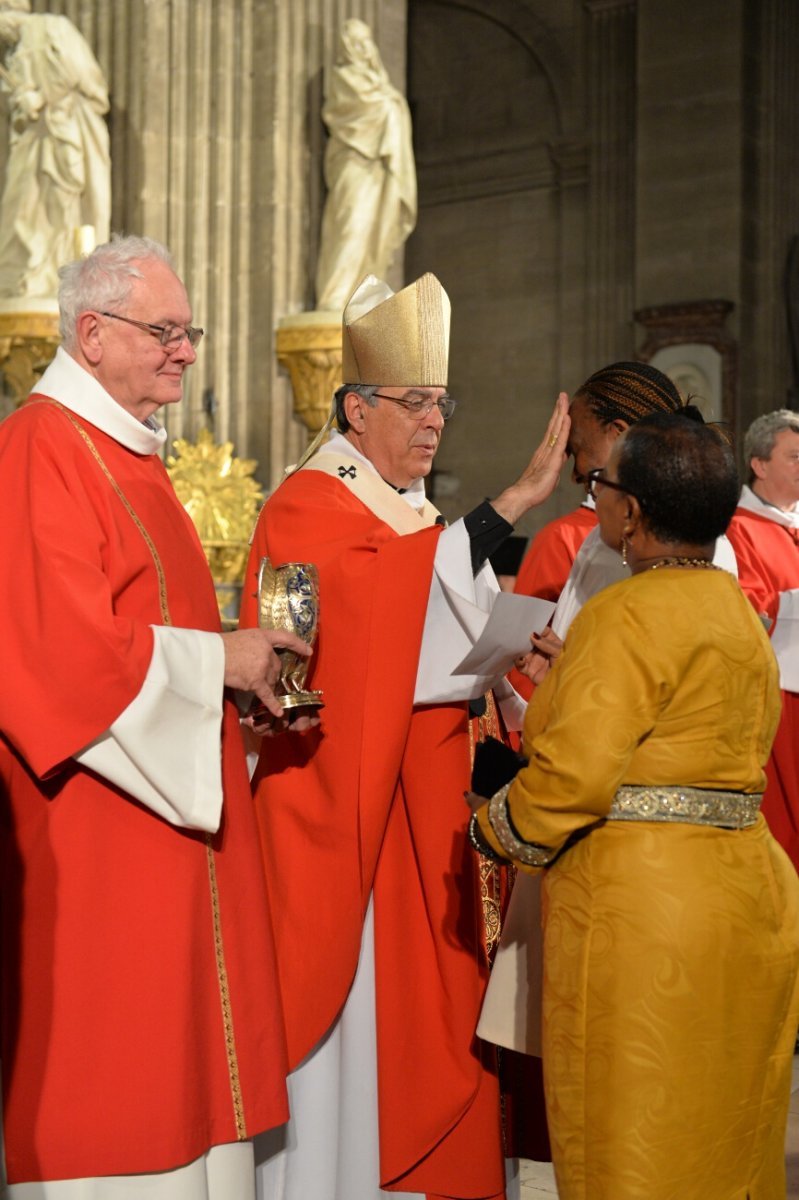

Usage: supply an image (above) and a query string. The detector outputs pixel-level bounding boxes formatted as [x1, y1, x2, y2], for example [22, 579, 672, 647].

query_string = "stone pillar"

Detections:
[739, 0, 799, 419]
[584, 0, 637, 365]
[635, 0, 744, 310]
[550, 139, 589, 387]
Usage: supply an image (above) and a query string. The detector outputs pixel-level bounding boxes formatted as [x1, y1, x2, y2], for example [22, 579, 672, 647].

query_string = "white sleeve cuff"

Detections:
[414, 519, 503, 704]
[75, 626, 225, 832]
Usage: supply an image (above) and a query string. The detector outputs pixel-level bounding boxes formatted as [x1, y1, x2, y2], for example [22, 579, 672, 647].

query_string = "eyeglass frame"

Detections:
[371, 391, 458, 421]
[585, 467, 642, 505]
[100, 310, 204, 350]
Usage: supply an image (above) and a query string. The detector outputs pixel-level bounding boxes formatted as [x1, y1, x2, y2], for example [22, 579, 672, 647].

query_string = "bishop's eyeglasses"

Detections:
[372, 392, 458, 421]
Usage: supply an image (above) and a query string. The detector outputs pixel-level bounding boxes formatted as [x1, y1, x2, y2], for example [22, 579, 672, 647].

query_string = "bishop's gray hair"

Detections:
[334, 383, 379, 432]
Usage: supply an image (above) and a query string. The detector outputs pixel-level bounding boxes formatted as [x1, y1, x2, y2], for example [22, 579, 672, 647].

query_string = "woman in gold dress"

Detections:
[471, 413, 799, 1199]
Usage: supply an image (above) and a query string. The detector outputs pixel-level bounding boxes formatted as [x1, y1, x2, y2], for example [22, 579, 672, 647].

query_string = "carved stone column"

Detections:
[584, 0, 637, 364]
[738, 0, 799, 419]
[550, 139, 589, 387]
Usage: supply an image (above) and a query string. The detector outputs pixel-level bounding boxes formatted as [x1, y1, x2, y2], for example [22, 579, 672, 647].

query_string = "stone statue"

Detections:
[0, 0, 110, 299]
[315, 18, 417, 312]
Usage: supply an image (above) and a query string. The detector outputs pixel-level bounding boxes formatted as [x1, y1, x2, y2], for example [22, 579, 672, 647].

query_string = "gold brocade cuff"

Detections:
[474, 804, 507, 860]
[486, 782, 557, 868]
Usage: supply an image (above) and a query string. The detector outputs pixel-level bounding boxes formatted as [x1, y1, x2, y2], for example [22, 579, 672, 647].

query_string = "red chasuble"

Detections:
[240, 467, 506, 1200]
[727, 506, 799, 869]
[508, 504, 597, 701]
[0, 400, 288, 1183]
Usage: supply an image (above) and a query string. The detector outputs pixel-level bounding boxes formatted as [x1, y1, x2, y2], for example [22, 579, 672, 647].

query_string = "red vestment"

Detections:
[509, 504, 596, 701]
[727, 505, 799, 869]
[0, 399, 288, 1183]
[240, 466, 506, 1200]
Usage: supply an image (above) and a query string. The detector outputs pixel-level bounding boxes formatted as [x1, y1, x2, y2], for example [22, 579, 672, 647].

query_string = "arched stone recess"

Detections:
[435, 0, 574, 135]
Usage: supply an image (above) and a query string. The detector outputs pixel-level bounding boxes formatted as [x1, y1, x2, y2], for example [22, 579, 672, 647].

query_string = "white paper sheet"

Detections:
[452, 593, 556, 677]
[771, 588, 799, 692]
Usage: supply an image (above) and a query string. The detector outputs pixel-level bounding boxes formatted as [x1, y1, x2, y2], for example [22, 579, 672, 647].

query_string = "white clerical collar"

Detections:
[738, 483, 799, 530]
[33, 347, 168, 455]
[327, 429, 428, 512]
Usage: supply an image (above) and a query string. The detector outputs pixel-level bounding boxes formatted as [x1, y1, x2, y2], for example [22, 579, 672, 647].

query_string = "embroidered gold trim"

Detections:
[42, 400, 248, 1136]
[206, 835, 247, 1140]
[608, 785, 762, 828]
[488, 782, 555, 867]
[468, 692, 508, 957]
[40, 401, 173, 625]
[478, 856, 502, 953]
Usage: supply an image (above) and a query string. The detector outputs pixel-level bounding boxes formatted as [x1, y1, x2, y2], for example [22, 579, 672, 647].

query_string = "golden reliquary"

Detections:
[257, 558, 324, 713]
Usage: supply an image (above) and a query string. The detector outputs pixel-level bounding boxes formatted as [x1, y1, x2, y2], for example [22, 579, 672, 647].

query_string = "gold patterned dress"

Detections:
[478, 567, 799, 1199]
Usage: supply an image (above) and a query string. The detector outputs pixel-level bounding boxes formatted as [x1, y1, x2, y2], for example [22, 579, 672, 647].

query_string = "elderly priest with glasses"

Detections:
[241, 273, 569, 1200]
[0, 234, 311, 1198]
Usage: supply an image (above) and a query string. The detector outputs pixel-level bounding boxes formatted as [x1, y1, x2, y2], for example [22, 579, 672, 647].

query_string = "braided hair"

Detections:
[576, 361, 694, 425]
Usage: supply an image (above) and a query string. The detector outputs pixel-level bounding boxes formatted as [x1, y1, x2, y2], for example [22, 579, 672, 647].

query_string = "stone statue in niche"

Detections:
[315, 18, 417, 312]
[0, 0, 110, 299]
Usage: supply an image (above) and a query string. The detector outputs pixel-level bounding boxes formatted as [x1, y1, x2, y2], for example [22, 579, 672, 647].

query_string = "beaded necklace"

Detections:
[647, 556, 718, 570]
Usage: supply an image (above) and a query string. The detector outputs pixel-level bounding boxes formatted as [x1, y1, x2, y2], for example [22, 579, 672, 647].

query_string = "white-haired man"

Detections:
[727, 409, 799, 871]
[0, 235, 307, 1196]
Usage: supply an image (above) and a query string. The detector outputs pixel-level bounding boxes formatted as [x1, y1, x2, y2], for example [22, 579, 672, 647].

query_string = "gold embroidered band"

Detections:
[487, 783, 556, 868]
[607, 785, 762, 828]
[487, 781, 763, 868]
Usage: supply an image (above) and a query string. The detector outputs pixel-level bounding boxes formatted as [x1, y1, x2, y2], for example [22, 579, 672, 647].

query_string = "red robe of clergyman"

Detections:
[727, 502, 799, 869]
[0, 398, 288, 1183]
[239, 464, 506, 1200]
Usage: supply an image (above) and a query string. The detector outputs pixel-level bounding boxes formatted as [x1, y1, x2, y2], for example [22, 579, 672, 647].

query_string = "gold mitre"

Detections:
[342, 273, 450, 386]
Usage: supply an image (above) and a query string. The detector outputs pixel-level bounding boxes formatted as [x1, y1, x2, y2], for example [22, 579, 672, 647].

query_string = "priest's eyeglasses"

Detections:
[372, 392, 458, 421]
[100, 311, 205, 350]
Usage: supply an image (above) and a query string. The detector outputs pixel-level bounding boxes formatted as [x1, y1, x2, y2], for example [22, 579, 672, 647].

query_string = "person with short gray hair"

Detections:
[742, 408, 799, 482]
[57, 234, 174, 350]
[727, 407, 799, 869]
[0, 234, 310, 1196]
